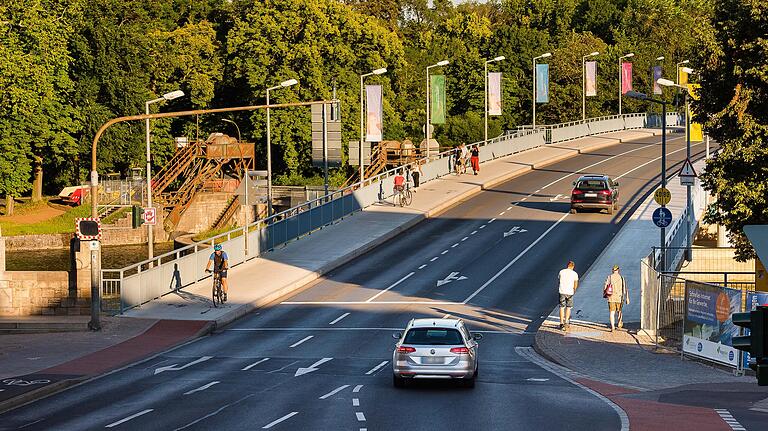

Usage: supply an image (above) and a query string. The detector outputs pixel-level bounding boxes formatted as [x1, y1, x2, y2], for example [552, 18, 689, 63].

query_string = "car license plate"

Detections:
[423, 357, 443, 364]
[585, 193, 597, 197]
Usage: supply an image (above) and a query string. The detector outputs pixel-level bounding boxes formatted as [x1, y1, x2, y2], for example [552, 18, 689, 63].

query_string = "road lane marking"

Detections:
[289, 336, 314, 348]
[282, 300, 461, 305]
[184, 381, 219, 395]
[226, 327, 521, 334]
[356, 412, 366, 422]
[488, 218, 496, 223]
[614, 141, 704, 181]
[319, 384, 350, 399]
[499, 211, 506, 216]
[174, 394, 256, 430]
[479, 225, 486, 229]
[365, 272, 415, 302]
[329, 313, 350, 325]
[508, 206, 514, 210]
[353, 398, 360, 406]
[470, 230, 478, 235]
[365, 361, 389, 375]
[105, 409, 153, 428]
[442, 313, 452, 318]
[418, 264, 427, 269]
[154, 356, 213, 375]
[242, 358, 270, 371]
[295, 357, 333, 377]
[353, 385, 364, 393]
[430, 257, 439, 261]
[714, 409, 746, 431]
[268, 360, 299, 374]
[263, 412, 299, 429]
[451, 243, 459, 248]
[461, 236, 468, 241]
[463, 213, 568, 304]
[526, 378, 549, 382]
[441, 250, 449, 255]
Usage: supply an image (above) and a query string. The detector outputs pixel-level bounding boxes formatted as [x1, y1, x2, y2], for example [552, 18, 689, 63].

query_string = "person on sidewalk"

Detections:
[470, 145, 480, 175]
[410, 162, 422, 192]
[604, 265, 629, 331]
[558, 260, 579, 331]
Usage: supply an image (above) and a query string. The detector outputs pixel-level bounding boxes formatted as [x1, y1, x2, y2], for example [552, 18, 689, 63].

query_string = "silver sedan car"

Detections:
[392, 318, 481, 388]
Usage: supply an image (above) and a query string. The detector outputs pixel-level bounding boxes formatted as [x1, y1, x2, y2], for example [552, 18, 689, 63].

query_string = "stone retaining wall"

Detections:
[0, 270, 88, 316]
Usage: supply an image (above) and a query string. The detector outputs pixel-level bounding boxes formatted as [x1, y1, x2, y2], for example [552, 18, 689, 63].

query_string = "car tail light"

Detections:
[450, 347, 470, 354]
[599, 189, 612, 195]
[397, 346, 416, 354]
[571, 189, 583, 195]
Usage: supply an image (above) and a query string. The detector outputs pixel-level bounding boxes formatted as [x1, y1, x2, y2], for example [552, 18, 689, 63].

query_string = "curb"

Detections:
[0, 378, 85, 415]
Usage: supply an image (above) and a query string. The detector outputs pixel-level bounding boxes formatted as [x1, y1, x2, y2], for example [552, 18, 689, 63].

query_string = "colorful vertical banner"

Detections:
[488, 72, 502, 116]
[585, 61, 597, 97]
[535, 64, 549, 103]
[365, 84, 382, 142]
[430, 75, 446, 124]
[679, 67, 689, 86]
[653, 66, 663, 95]
[621, 62, 633, 94]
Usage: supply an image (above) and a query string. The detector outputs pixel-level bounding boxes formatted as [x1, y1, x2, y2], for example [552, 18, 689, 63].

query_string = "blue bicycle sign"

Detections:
[652, 207, 673, 228]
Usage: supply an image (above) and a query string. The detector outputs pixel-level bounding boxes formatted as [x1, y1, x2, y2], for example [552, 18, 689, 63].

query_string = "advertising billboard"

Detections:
[683, 281, 742, 367]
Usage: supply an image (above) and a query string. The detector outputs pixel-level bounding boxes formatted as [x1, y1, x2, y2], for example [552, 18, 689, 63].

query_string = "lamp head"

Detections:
[162, 90, 185, 101]
[373, 67, 387, 75]
[589, 51, 599, 56]
[436, 60, 449, 66]
[540, 52, 552, 59]
[656, 78, 676, 87]
[625, 90, 648, 100]
[680, 67, 695, 75]
[623, 53, 635, 58]
[679, 60, 690, 65]
[493, 56, 506, 62]
[280, 79, 298, 87]
[656, 56, 665, 61]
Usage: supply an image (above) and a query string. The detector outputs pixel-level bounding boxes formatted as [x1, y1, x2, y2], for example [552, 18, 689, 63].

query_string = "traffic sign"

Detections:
[679, 158, 697, 177]
[75, 217, 102, 240]
[654, 188, 671, 206]
[142, 207, 157, 225]
[652, 207, 673, 228]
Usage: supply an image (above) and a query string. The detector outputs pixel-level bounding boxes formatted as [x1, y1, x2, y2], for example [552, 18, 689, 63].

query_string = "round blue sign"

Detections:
[697, 342, 703, 352]
[653, 207, 673, 228]
[729, 351, 734, 361]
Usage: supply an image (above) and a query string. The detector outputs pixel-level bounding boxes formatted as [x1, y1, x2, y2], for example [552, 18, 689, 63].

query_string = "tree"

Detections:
[695, 0, 768, 261]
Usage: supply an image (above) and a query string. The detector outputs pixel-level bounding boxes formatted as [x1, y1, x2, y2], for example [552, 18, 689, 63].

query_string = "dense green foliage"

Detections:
[2, 0, 713, 199]
[696, 0, 768, 260]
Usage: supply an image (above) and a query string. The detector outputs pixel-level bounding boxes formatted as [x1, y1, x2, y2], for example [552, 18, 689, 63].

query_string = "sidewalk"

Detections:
[533, 321, 766, 431]
[0, 128, 656, 413]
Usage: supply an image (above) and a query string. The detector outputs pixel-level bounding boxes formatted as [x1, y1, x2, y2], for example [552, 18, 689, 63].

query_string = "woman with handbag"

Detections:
[603, 265, 629, 331]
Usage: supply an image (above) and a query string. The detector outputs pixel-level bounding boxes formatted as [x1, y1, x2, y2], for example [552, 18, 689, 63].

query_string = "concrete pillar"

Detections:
[73, 239, 97, 300]
[717, 225, 728, 247]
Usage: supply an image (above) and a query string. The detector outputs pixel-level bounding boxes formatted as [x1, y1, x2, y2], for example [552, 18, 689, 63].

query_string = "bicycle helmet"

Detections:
[214, 244, 223, 251]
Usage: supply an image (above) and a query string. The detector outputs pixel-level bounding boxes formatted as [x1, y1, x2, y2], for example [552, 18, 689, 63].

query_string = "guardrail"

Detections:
[102, 113, 665, 313]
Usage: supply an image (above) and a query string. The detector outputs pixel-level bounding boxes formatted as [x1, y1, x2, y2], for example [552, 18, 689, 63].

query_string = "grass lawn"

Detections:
[0, 204, 92, 236]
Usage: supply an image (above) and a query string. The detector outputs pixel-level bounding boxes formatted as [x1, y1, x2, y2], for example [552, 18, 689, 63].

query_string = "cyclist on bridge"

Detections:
[205, 244, 229, 302]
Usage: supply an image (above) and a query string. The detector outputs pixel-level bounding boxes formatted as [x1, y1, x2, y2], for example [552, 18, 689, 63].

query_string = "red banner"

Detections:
[621, 62, 633, 94]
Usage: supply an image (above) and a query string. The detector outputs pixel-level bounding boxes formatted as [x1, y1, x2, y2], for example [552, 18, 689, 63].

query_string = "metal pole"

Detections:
[660, 101, 667, 270]
[484, 61, 489, 142]
[145, 101, 154, 261]
[359, 74, 365, 182]
[323, 103, 328, 197]
[266, 89, 273, 217]
[532, 57, 537, 127]
[685, 94, 692, 262]
[582, 55, 586, 121]
[426, 66, 431, 152]
[88, 242, 101, 331]
[619, 57, 622, 116]
[243, 171, 249, 256]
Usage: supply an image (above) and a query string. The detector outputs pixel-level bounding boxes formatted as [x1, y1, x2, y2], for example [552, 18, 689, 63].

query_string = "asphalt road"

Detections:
[0, 132, 708, 431]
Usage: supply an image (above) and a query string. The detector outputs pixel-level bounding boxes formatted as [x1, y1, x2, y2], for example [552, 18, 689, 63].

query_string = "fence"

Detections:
[102, 113, 669, 314]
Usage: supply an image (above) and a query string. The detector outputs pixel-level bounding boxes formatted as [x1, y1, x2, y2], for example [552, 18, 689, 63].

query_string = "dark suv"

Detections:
[570, 174, 619, 215]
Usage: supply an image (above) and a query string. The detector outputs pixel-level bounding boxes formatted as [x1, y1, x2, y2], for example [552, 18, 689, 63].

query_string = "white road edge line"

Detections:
[289, 335, 314, 348]
[356, 412, 366, 422]
[262, 412, 299, 429]
[319, 384, 350, 400]
[105, 409, 154, 428]
[614, 141, 704, 181]
[463, 213, 569, 304]
[516, 347, 629, 431]
[365, 361, 389, 375]
[365, 272, 415, 303]
[183, 381, 220, 395]
[329, 313, 350, 325]
[353, 384, 364, 393]
[242, 358, 270, 371]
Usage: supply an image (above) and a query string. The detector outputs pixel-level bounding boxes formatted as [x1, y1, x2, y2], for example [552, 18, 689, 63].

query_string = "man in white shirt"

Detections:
[558, 260, 579, 331]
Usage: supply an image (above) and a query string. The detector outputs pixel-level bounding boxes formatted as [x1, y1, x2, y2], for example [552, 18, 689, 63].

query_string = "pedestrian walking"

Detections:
[470, 145, 480, 175]
[558, 260, 579, 331]
[603, 265, 628, 331]
[410, 162, 422, 192]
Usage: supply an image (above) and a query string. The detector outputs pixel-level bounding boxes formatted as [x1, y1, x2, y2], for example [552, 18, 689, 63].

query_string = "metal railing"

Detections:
[102, 113, 658, 313]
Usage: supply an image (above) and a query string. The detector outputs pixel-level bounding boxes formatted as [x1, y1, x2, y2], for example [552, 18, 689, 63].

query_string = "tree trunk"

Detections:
[32, 156, 43, 202]
[5, 195, 14, 216]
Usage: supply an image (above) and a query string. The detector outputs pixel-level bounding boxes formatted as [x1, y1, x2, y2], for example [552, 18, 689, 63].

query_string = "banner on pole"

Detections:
[488, 72, 502, 116]
[430, 75, 446, 124]
[653, 66, 663, 95]
[365, 85, 382, 142]
[621, 62, 633, 94]
[679, 67, 689, 86]
[536, 64, 549, 103]
[585, 61, 597, 97]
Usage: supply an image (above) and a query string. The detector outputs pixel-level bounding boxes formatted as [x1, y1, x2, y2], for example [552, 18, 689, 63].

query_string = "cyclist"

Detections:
[205, 244, 229, 302]
[393, 169, 406, 194]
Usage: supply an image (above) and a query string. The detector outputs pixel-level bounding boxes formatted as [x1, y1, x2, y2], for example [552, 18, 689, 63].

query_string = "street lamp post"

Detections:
[582, 51, 599, 121]
[532, 52, 551, 128]
[221, 118, 241, 143]
[145, 90, 184, 261]
[618, 53, 635, 115]
[266, 78, 298, 217]
[426, 60, 449, 156]
[483, 56, 505, 143]
[359, 67, 387, 182]
[626, 90, 668, 268]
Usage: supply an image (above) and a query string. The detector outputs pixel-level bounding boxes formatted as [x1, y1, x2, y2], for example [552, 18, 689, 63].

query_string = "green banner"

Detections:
[430, 75, 446, 124]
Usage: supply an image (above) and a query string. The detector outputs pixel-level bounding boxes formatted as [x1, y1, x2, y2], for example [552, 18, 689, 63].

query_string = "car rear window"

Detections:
[403, 328, 463, 345]
[576, 180, 608, 190]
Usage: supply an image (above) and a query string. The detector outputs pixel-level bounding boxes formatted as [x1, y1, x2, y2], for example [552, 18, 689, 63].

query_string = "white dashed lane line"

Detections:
[353, 398, 360, 406]
[262, 412, 299, 429]
[242, 358, 270, 371]
[461, 237, 468, 241]
[471, 230, 478, 235]
[328, 313, 350, 325]
[105, 409, 154, 428]
[418, 264, 427, 269]
[365, 361, 388, 375]
[183, 381, 219, 395]
[289, 336, 314, 348]
[319, 385, 350, 400]
[356, 412, 366, 422]
[451, 243, 459, 248]
[488, 218, 496, 223]
[430, 257, 439, 262]
[441, 250, 449, 255]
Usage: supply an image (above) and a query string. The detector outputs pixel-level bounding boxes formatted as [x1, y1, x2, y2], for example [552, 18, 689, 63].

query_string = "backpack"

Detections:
[603, 278, 613, 298]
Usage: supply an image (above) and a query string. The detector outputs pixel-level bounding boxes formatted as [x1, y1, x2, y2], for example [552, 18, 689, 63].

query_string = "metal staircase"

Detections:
[211, 195, 240, 230]
[152, 142, 200, 195]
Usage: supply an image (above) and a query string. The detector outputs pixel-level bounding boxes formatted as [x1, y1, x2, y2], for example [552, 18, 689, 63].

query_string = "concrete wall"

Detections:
[175, 192, 233, 234]
[0, 270, 87, 316]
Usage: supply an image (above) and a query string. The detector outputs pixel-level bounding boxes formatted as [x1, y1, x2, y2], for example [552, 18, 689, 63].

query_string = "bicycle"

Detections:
[395, 185, 412, 207]
[208, 270, 225, 307]
[454, 157, 467, 176]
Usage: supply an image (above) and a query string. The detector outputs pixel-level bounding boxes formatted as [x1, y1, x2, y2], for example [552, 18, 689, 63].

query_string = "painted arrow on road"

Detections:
[437, 272, 468, 287]
[154, 356, 213, 375]
[295, 357, 333, 377]
[549, 194, 566, 202]
[503, 226, 528, 237]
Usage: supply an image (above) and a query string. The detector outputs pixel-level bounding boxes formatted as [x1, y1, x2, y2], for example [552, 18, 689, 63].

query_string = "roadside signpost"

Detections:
[654, 187, 671, 206]
[142, 207, 156, 225]
[679, 158, 697, 186]
[652, 207, 672, 228]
